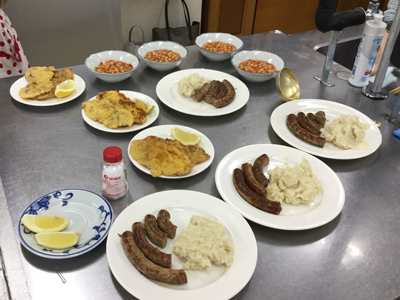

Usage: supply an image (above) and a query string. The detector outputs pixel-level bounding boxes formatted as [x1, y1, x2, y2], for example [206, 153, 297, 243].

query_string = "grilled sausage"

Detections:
[132, 222, 172, 268]
[253, 154, 270, 186]
[157, 210, 177, 239]
[204, 80, 220, 104]
[297, 112, 321, 135]
[286, 114, 326, 147]
[119, 231, 187, 284]
[194, 82, 210, 102]
[315, 111, 326, 127]
[306, 113, 323, 131]
[242, 163, 266, 196]
[233, 168, 282, 215]
[215, 80, 227, 99]
[211, 80, 235, 108]
[144, 214, 167, 248]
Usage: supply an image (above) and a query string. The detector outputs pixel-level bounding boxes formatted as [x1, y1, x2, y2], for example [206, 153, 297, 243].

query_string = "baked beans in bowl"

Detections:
[195, 33, 243, 61]
[137, 41, 188, 71]
[85, 50, 140, 83]
[231, 50, 285, 82]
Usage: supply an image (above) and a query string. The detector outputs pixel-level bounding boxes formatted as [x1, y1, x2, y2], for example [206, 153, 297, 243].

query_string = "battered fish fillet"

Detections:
[81, 91, 146, 129]
[129, 136, 210, 177]
[19, 67, 55, 99]
[35, 68, 74, 100]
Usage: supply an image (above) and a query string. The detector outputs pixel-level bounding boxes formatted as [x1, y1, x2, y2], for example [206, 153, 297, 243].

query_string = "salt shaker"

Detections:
[101, 146, 128, 200]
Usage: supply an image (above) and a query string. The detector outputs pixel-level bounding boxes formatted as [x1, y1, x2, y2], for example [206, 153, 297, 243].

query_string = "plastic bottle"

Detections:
[349, 14, 387, 87]
[101, 146, 128, 200]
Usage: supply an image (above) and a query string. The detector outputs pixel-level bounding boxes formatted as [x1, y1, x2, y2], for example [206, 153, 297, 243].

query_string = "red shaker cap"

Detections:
[103, 146, 123, 163]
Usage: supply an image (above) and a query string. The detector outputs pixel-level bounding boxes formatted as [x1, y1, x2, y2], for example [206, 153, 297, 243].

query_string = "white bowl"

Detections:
[195, 32, 244, 61]
[85, 50, 140, 83]
[231, 50, 285, 82]
[137, 41, 188, 71]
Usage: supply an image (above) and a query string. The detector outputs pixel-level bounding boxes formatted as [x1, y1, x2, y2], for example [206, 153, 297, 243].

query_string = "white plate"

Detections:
[156, 69, 250, 116]
[270, 99, 382, 159]
[215, 144, 345, 230]
[81, 90, 159, 133]
[10, 74, 86, 106]
[106, 190, 257, 300]
[128, 125, 215, 179]
[18, 189, 113, 259]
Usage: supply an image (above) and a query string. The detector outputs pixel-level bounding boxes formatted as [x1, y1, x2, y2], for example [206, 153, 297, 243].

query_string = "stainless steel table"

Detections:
[1, 31, 399, 300]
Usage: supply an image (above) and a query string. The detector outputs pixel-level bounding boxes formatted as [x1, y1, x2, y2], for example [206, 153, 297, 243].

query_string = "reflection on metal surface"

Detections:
[348, 244, 362, 257]
[336, 71, 351, 81]
[276, 68, 300, 102]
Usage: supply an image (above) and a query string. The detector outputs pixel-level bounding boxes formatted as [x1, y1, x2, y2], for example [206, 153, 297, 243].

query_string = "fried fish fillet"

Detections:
[19, 67, 55, 99]
[81, 91, 146, 129]
[129, 136, 210, 177]
[35, 68, 74, 100]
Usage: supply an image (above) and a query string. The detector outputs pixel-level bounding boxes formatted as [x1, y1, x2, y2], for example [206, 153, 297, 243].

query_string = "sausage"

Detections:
[203, 80, 220, 104]
[315, 111, 326, 127]
[193, 82, 210, 102]
[232, 168, 282, 215]
[286, 114, 326, 147]
[144, 214, 167, 248]
[306, 113, 323, 131]
[297, 112, 321, 135]
[215, 80, 227, 99]
[157, 209, 177, 239]
[132, 222, 172, 268]
[211, 80, 235, 108]
[119, 231, 187, 284]
[241, 163, 266, 196]
[253, 154, 270, 186]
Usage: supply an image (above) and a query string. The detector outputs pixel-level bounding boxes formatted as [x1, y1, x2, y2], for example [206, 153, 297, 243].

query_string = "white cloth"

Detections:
[0, 8, 29, 78]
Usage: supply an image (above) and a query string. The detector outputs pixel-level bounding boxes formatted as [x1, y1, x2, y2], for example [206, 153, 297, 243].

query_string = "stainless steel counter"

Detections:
[1, 31, 399, 300]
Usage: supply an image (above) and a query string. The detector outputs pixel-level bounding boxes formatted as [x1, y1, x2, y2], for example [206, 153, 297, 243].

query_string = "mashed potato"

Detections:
[172, 215, 234, 270]
[177, 73, 208, 97]
[322, 114, 370, 149]
[266, 158, 321, 206]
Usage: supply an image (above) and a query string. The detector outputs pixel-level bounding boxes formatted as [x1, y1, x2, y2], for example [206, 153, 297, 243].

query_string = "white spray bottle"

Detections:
[349, 14, 387, 87]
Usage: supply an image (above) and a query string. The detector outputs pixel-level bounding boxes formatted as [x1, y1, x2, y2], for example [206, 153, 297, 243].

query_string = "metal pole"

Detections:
[362, 3, 400, 99]
[313, 30, 342, 87]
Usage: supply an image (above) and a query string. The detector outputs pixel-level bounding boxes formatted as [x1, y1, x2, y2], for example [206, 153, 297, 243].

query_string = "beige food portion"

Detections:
[129, 136, 210, 177]
[177, 73, 209, 97]
[81, 91, 147, 129]
[266, 158, 321, 206]
[322, 114, 370, 150]
[173, 215, 234, 270]
[19, 67, 74, 100]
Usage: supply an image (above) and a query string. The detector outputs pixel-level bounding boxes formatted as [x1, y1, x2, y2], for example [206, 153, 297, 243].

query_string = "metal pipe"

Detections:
[313, 31, 342, 86]
[315, 0, 365, 33]
[362, 3, 400, 99]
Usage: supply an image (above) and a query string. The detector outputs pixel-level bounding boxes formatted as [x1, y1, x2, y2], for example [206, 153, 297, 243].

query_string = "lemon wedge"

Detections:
[55, 79, 76, 98]
[21, 215, 68, 233]
[171, 127, 202, 145]
[146, 103, 155, 114]
[35, 231, 81, 250]
[134, 99, 147, 111]
[134, 99, 155, 114]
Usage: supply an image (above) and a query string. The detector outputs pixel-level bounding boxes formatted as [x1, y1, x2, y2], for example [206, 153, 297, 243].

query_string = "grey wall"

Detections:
[3, 0, 122, 68]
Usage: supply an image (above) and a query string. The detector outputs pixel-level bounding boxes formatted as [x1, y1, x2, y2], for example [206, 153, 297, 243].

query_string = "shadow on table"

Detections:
[20, 237, 106, 272]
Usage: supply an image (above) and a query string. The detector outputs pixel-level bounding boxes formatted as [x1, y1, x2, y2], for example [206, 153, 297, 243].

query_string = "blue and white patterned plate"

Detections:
[18, 189, 113, 259]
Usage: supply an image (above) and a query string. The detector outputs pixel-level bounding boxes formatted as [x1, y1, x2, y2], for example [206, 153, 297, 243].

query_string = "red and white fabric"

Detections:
[0, 8, 29, 78]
